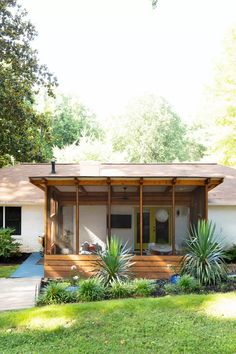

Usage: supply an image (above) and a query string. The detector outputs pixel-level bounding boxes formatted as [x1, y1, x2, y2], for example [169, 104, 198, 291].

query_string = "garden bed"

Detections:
[0, 253, 30, 265]
[38, 274, 236, 306]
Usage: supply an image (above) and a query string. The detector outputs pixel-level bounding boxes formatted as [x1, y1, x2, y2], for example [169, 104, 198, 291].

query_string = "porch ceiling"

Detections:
[30, 176, 224, 193]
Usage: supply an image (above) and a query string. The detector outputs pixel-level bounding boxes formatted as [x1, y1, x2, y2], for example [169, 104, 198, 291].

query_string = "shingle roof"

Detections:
[0, 162, 235, 205]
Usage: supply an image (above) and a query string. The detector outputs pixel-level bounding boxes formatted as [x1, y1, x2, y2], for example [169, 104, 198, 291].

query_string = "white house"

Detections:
[0, 162, 235, 255]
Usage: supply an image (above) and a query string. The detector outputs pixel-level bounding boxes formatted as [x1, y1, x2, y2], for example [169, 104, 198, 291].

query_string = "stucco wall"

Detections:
[110, 205, 134, 250]
[209, 205, 236, 247]
[79, 205, 107, 249]
[17, 205, 44, 252]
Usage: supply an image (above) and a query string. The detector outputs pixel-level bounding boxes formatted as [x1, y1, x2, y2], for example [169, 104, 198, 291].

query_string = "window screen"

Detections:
[0, 207, 3, 228]
[5, 207, 21, 235]
[108, 214, 132, 228]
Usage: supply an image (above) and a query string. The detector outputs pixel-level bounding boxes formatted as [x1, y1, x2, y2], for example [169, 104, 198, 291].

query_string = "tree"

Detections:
[53, 138, 126, 163]
[204, 28, 236, 166]
[0, 0, 57, 166]
[152, 0, 159, 8]
[111, 95, 205, 163]
[51, 95, 103, 149]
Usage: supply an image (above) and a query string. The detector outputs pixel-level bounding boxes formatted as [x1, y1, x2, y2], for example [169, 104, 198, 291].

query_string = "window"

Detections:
[0, 207, 3, 228]
[5, 207, 21, 235]
[108, 214, 132, 229]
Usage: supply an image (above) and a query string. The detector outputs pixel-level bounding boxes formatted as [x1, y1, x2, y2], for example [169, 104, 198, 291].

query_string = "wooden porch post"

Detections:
[172, 179, 176, 255]
[139, 178, 143, 256]
[204, 179, 209, 220]
[107, 178, 111, 243]
[47, 185, 52, 254]
[44, 182, 48, 255]
[76, 181, 79, 254]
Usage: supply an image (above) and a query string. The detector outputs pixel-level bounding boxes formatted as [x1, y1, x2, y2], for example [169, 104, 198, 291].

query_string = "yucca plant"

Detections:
[180, 220, 228, 285]
[96, 236, 135, 285]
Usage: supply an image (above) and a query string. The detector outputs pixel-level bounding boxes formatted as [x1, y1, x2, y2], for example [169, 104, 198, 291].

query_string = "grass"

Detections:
[0, 293, 236, 353]
[0, 265, 18, 278]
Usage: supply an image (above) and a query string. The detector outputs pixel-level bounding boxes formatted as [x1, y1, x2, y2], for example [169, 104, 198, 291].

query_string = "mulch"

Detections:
[0, 253, 30, 266]
[36, 258, 44, 265]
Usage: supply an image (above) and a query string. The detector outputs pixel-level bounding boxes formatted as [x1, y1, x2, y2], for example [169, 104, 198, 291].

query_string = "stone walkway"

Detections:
[0, 253, 44, 312]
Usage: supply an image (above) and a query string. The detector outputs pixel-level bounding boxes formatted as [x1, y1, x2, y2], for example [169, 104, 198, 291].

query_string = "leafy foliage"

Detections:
[176, 275, 199, 293]
[78, 278, 106, 302]
[180, 220, 228, 285]
[164, 282, 180, 295]
[0, 0, 57, 166]
[96, 236, 134, 285]
[111, 95, 205, 163]
[224, 244, 236, 263]
[53, 137, 126, 163]
[202, 27, 236, 166]
[51, 95, 103, 149]
[109, 281, 133, 299]
[0, 228, 20, 259]
[37, 282, 76, 305]
[132, 278, 156, 297]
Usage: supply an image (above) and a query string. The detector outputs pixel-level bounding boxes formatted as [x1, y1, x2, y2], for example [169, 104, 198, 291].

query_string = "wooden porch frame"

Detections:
[39, 176, 221, 256]
[107, 178, 111, 243]
[76, 182, 79, 254]
[139, 178, 143, 256]
[172, 180, 176, 254]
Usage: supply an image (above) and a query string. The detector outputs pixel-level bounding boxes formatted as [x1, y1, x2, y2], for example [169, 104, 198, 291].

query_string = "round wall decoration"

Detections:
[155, 208, 169, 223]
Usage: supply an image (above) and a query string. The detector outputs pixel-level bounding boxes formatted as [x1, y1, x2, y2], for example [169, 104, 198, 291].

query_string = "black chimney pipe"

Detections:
[51, 159, 56, 174]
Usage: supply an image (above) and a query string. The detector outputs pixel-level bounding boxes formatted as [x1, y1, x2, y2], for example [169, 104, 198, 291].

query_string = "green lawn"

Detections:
[0, 265, 18, 278]
[0, 293, 236, 354]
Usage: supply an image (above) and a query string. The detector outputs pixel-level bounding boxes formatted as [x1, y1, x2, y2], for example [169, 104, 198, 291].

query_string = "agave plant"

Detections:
[95, 236, 135, 285]
[180, 220, 228, 285]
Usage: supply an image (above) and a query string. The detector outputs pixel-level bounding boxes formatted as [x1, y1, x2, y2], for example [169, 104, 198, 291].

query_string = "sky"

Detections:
[21, 0, 236, 121]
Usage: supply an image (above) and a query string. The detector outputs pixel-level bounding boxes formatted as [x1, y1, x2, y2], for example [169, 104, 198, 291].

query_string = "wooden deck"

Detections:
[44, 255, 182, 279]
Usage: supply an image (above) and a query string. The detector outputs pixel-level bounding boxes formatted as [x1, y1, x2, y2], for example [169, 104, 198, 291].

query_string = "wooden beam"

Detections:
[204, 179, 209, 220]
[107, 178, 111, 243]
[172, 182, 176, 255]
[76, 183, 79, 254]
[30, 177, 224, 188]
[44, 183, 48, 255]
[139, 178, 143, 256]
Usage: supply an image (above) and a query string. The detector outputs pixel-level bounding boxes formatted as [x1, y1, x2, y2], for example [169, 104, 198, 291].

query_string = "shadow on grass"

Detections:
[0, 294, 236, 353]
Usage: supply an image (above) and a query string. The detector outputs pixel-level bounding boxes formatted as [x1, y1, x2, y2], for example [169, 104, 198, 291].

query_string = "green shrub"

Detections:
[180, 220, 228, 285]
[164, 283, 179, 295]
[96, 236, 134, 285]
[109, 281, 133, 299]
[0, 228, 20, 259]
[78, 278, 106, 302]
[177, 275, 199, 293]
[132, 279, 156, 297]
[225, 245, 236, 263]
[37, 282, 76, 305]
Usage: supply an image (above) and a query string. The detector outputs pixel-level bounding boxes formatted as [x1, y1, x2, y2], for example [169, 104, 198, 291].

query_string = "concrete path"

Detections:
[11, 252, 44, 278]
[0, 253, 44, 311]
[0, 278, 41, 311]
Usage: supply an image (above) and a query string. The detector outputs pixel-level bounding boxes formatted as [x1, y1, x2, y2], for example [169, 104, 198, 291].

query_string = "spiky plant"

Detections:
[180, 220, 228, 285]
[96, 236, 135, 285]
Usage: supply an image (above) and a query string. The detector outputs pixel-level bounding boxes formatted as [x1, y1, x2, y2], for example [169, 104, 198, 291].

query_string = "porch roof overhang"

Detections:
[29, 175, 224, 192]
